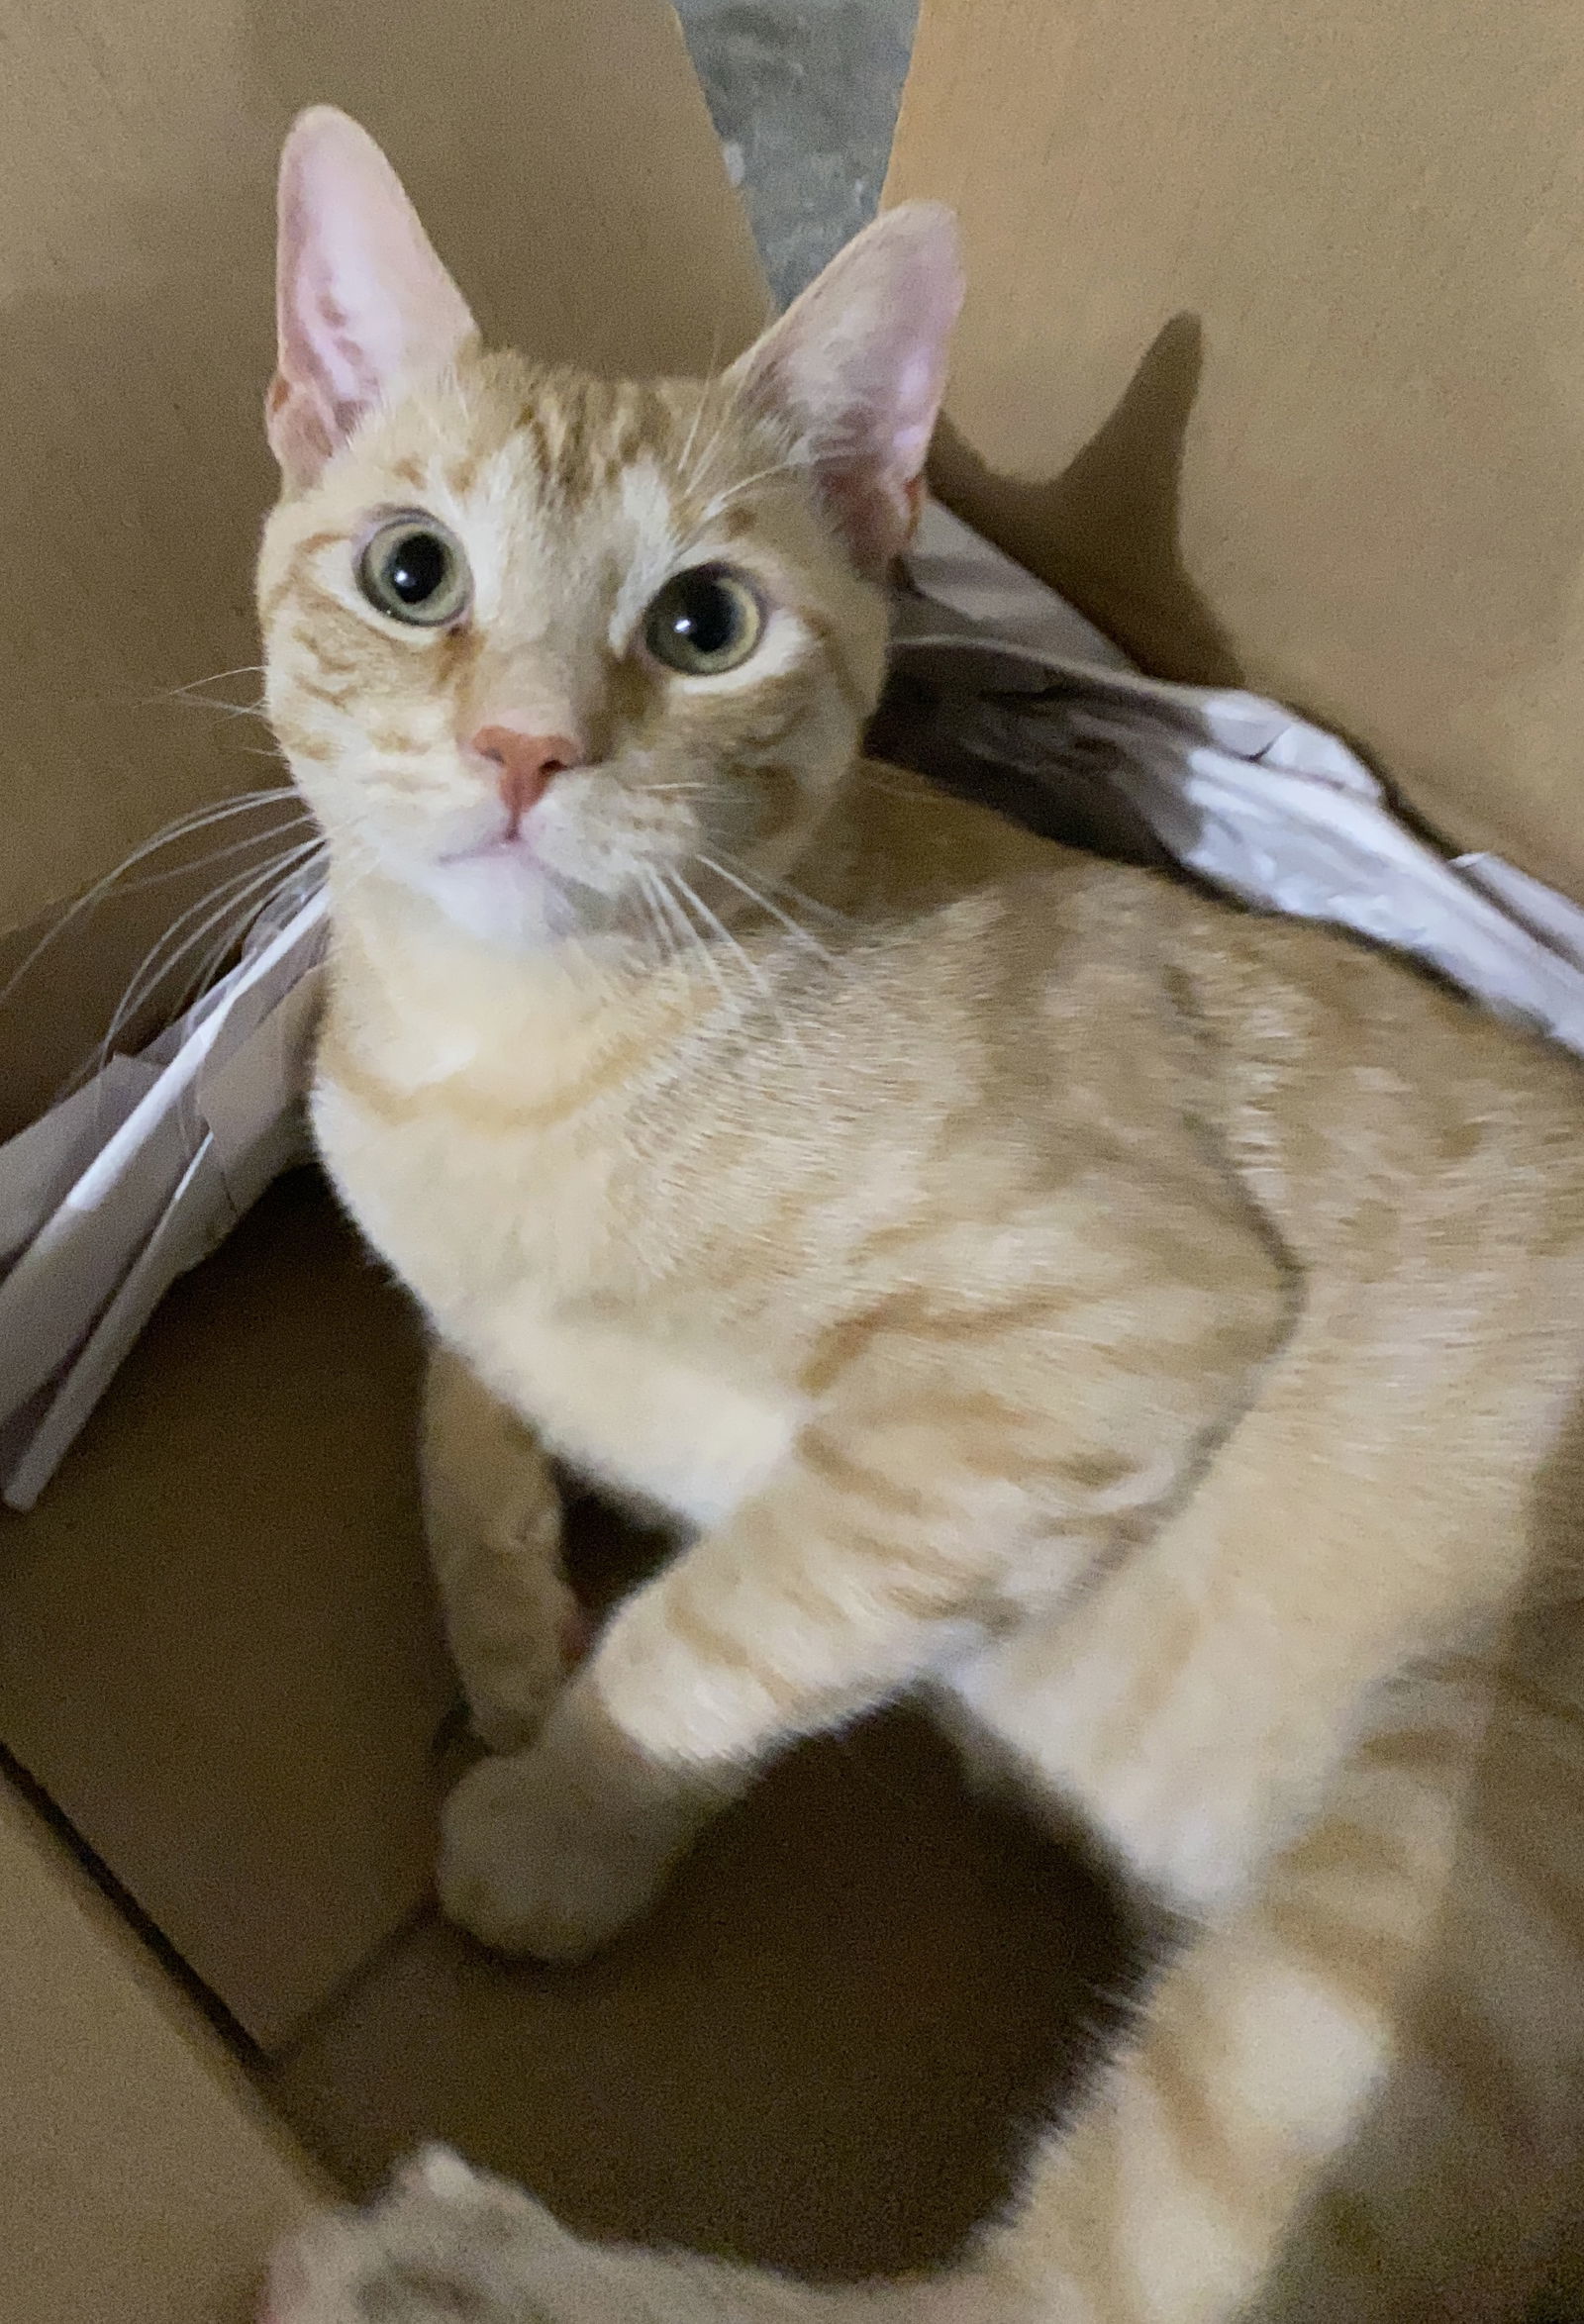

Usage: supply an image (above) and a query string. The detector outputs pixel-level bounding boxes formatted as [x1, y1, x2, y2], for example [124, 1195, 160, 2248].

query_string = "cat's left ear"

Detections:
[268, 107, 477, 490]
[726, 202, 964, 577]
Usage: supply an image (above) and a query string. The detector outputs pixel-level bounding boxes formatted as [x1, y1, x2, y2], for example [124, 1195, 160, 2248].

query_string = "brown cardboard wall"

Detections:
[0, 0, 768, 942]
[0, 1173, 446, 2049]
[888, 0, 1584, 898]
[0, 1780, 318, 2324]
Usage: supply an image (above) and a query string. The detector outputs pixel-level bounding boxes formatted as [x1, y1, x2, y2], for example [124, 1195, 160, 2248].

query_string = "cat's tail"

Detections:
[957, 1633, 1584, 2324]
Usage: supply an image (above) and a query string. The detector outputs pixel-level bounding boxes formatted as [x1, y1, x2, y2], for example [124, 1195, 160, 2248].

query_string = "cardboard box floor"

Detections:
[4, 0, 1584, 2314]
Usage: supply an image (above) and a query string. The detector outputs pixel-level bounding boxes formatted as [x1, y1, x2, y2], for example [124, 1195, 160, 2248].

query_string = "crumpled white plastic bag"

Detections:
[892, 502, 1584, 1052]
[4, 498, 1584, 1508]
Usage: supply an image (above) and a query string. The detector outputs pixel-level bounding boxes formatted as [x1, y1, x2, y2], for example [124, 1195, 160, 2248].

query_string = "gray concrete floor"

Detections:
[672, 0, 918, 307]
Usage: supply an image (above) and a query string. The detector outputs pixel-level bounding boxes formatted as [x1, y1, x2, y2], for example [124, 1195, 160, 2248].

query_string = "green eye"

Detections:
[356, 516, 471, 627]
[643, 564, 763, 675]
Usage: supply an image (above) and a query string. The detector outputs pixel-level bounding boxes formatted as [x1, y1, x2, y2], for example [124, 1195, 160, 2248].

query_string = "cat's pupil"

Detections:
[667, 575, 738, 655]
[388, 533, 447, 605]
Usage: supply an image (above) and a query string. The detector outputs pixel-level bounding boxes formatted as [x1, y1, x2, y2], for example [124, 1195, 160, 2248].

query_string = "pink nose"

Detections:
[470, 726, 581, 825]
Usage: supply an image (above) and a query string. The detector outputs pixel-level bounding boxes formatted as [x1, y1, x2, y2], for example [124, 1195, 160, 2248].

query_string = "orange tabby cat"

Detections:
[258, 109, 1584, 2324]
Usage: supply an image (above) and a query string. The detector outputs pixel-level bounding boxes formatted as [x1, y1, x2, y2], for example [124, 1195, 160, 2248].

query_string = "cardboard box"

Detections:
[2, 0, 1581, 2313]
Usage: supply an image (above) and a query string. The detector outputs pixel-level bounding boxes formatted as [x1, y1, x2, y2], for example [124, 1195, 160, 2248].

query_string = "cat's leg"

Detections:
[269, 1661, 1485, 2324]
[885, 1303, 1581, 2324]
[949, 1283, 1577, 1926]
[434, 1411, 999, 1956]
[438, 1212, 1287, 1956]
[423, 1344, 584, 1753]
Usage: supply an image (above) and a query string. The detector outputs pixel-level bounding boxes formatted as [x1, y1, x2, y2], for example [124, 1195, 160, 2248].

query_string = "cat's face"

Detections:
[258, 110, 962, 953]
[260, 357, 885, 950]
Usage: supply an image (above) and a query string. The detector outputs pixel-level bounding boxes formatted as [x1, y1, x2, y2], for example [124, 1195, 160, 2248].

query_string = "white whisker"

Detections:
[146, 664, 269, 711]
[87, 835, 327, 1082]
[0, 788, 309, 1017]
[114, 813, 315, 903]
[633, 870, 680, 972]
[681, 370, 745, 505]
[758, 869, 852, 927]
[178, 842, 330, 1015]
[647, 870, 744, 1033]
[675, 356, 721, 487]
[670, 868, 809, 1064]
[695, 852, 837, 963]
[699, 453, 807, 524]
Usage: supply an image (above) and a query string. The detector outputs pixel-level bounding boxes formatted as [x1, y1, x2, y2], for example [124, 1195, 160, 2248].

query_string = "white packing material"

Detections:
[893, 502, 1584, 1053]
[0, 889, 327, 1507]
[0, 1056, 161, 1268]
[4, 498, 1584, 1506]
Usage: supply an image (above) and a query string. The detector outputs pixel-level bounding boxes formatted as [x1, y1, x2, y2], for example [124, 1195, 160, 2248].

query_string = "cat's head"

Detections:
[257, 108, 962, 952]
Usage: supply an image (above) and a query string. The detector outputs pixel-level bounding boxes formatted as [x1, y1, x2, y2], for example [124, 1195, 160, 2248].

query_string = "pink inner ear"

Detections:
[731, 202, 964, 577]
[282, 211, 382, 423]
[268, 108, 476, 488]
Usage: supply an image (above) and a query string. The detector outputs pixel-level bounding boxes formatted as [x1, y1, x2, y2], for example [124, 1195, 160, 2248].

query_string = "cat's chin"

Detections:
[404, 844, 573, 952]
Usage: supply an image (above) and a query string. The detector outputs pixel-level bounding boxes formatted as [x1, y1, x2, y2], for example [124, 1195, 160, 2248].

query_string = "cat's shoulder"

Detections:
[842, 755, 1142, 916]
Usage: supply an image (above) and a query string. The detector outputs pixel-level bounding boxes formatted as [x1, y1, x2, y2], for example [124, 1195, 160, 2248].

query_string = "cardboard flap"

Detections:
[0, 0, 767, 942]
[887, 0, 1584, 899]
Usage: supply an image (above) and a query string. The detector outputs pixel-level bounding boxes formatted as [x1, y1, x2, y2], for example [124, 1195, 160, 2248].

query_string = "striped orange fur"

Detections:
[260, 111, 1584, 2324]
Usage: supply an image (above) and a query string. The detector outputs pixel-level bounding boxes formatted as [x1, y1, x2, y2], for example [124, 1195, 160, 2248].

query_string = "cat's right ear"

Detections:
[267, 108, 477, 491]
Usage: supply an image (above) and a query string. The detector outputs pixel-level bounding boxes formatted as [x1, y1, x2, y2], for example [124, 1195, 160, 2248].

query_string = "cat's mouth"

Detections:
[407, 809, 635, 949]
[402, 778, 687, 945]
[438, 820, 538, 869]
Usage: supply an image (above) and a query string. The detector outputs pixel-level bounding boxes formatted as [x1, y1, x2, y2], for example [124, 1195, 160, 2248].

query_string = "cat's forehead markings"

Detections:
[442, 447, 485, 502]
[612, 459, 684, 637]
[451, 440, 524, 538]
[288, 527, 349, 569]
[522, 383, 603, 503]
[619, 458, 679, 542]
[610, 384, 673, 474]
[512, 399, 556, 494]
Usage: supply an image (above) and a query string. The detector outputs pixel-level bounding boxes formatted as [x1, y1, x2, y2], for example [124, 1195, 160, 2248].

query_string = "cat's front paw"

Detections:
[438, 1730, 698, 1961]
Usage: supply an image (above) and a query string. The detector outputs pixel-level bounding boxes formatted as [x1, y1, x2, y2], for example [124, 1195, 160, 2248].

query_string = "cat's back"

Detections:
[1135, 875, 1584, 1298]
[844, 778, 1584, 1286]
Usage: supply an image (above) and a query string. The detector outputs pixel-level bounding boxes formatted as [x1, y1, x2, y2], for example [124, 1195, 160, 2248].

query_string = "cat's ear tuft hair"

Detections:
[726, 202, 964, 577]
[267, 107, 477, 490]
